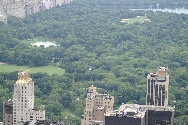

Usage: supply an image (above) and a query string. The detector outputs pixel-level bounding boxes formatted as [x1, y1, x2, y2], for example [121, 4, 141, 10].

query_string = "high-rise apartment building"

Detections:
[81, 85, 114, 125]
[0, 0, 72, 23]
[146, 67, 169, 106]
[12, 70, 45, 125]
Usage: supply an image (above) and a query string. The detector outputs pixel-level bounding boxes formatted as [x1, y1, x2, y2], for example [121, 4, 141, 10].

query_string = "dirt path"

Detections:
[0, 62, 7, 65]
[66, 112, 74, 117]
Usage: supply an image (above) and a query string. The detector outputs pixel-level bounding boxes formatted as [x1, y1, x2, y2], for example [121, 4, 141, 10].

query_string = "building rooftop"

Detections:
[158, 66, 167, 71]
[16, 69, 33, 85]
[119, 104, 174, 111]
[105, 104, 174, 118]
[89, 85, 96, 90]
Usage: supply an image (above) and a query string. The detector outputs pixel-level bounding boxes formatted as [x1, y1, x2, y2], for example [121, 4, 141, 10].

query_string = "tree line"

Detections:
[0, 0, 188, 124]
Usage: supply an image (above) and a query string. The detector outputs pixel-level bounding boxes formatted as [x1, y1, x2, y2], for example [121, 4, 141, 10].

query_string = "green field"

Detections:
[0, 64, 65, 75]
[121, 16, 150, 24]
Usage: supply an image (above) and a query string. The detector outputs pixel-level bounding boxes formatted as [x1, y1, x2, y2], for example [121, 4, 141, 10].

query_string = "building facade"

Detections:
[13, 70, 45, 125]
[0, 0, 72, 23]
[81, 85, 114, 125]
[146, 67, 169, 106]
[3, 99, 13, 125]
[2, 70, 45, 125]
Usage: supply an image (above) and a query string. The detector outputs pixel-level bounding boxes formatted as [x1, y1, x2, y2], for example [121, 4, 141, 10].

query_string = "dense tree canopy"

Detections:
[0, 0, 188, 124]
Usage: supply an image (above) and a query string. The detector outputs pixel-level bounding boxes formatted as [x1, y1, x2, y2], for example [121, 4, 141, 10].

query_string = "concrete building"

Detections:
[12, 70, 45, 125]
[81, 85, 114, 125]
[2, 70, 45, 125]
[105, 104, 174, 125]
[3, 99, 13, 125]
[0, 14, 7, 24]
[104, 66, 174, 125]
[0, 0, 72, 23]
[146, 67, 169, 106]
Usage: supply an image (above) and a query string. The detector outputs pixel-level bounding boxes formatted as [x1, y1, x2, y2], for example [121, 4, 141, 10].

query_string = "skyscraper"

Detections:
[81, 85, 114, 125]
[146, 67, 169, 106]
[12, 70, 45, 125]
[105, 66, 174, 125]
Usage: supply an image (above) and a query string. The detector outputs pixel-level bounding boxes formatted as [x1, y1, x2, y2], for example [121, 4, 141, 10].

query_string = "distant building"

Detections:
[3, 70, 45, 125]
[146, 67, 169, 106]
[81, 85, 114, 125]
[105, 104, 174, 125]
[0, 0, 72, 22]
[3, 99, 13, 125]
[0, 14, 7, 24]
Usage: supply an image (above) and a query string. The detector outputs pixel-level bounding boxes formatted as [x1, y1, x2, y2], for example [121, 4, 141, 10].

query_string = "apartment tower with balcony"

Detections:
[81, 85, 114, 125]
[146, 67, 169, 106]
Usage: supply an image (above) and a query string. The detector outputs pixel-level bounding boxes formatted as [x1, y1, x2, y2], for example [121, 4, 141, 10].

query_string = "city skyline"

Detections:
[0, 0, 72, 24]
[2, 67, 174, 125]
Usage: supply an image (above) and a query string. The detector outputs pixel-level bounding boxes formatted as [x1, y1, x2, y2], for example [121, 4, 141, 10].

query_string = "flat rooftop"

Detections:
[105, 104, 174, 118]
[119, 104, 174, 112]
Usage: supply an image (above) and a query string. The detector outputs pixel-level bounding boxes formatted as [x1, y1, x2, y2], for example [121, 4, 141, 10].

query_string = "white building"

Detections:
[13, 70, 45, 125]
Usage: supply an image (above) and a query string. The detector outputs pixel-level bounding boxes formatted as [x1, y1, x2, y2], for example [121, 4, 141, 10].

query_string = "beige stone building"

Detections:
[81, 85, 114, 125]
[3, 70, 45, 125]
[146, 67, 169, 106]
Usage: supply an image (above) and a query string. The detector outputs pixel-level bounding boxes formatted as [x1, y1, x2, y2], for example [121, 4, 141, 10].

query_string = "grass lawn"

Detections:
[121, 16, 150, 24]
[0, 64, 65, 75]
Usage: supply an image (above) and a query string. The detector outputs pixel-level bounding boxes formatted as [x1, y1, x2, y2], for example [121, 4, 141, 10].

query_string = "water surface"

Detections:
[130, 8, 188, 14]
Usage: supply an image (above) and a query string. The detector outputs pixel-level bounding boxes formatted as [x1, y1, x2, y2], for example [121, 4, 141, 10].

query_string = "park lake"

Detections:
[130, 8, 188, 14]
[28, 8, 188, 47]
[29, 37, 61, 48]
